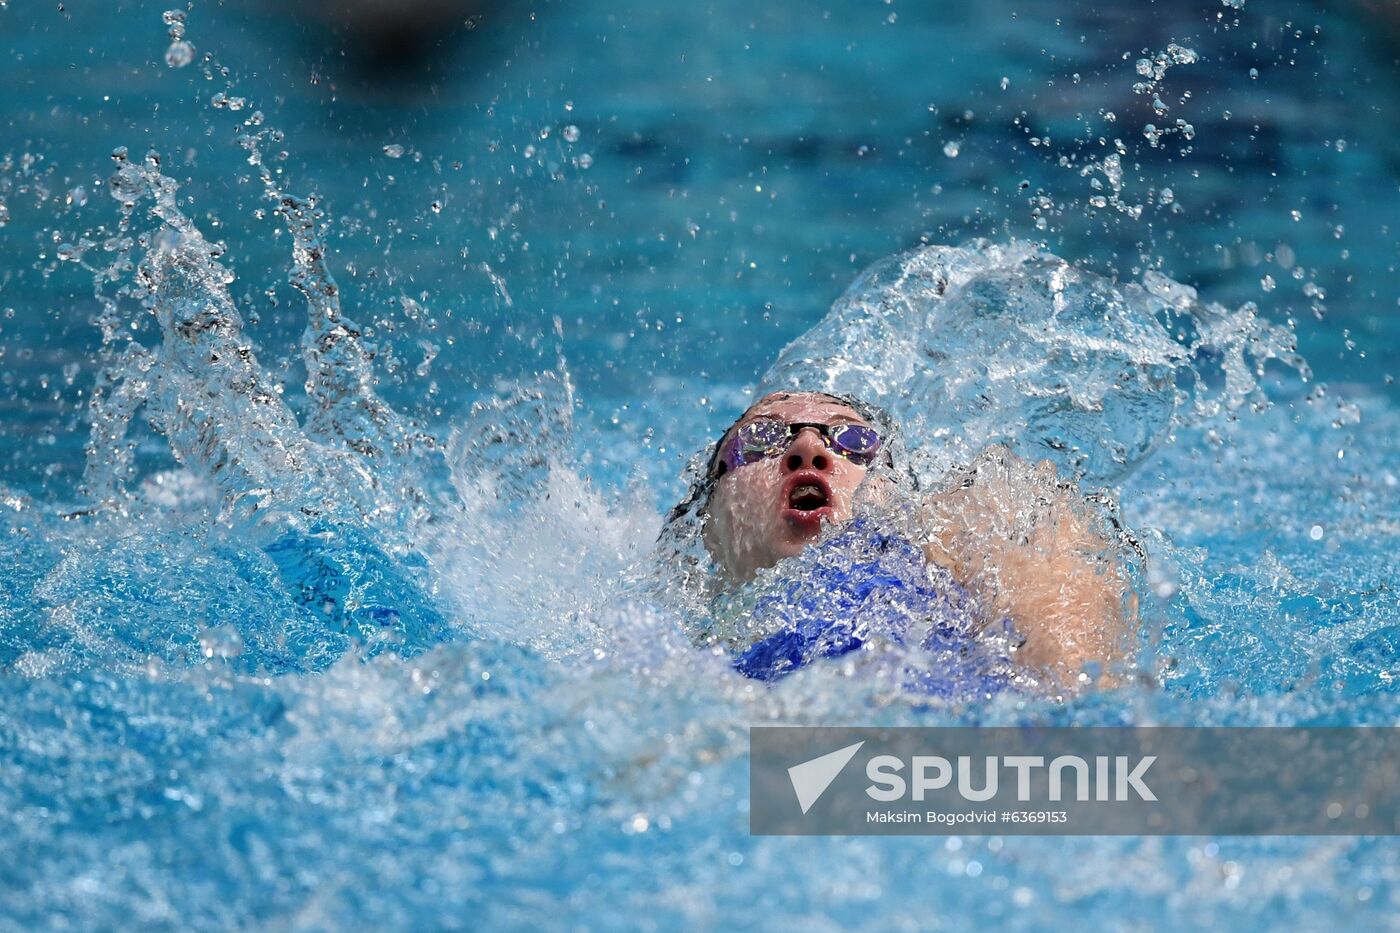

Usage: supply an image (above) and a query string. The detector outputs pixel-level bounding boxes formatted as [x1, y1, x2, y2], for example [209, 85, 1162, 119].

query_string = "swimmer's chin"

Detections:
[773, 508, 849, 555]
[781, 504, 833, 534]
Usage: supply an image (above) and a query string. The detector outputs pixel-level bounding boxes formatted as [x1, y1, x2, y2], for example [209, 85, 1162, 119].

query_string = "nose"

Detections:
[782, 427, 833, 474]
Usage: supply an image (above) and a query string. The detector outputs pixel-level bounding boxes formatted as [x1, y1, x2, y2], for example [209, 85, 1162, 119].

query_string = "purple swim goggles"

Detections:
[712, 418, 884, 478]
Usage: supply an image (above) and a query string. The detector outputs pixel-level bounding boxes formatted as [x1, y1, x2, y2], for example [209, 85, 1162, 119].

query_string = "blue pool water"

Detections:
[2, 0, 1399, 928]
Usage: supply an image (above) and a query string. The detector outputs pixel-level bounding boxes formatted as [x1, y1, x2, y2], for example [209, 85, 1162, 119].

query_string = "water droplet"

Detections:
[1167, 43, 1198, 65]
[108, 163, 145, 205]
[198, 623, 244, 660]
[165, 40, 194, 68]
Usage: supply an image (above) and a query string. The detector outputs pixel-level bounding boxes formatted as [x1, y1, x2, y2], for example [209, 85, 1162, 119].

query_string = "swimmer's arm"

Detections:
[918, 447, 1136, 688]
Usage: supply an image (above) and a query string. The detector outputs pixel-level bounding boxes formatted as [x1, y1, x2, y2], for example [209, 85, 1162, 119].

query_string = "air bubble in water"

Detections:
[943, 140, 961, 158]
[383, 144, 405, 159]
[1260, 274, 1276, 292]
[576, 153, 594, 169]
[562, 125, 581, 143]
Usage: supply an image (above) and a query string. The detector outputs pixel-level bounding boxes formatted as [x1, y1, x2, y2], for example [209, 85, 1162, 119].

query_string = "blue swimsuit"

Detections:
[730, 518, 1019, 699]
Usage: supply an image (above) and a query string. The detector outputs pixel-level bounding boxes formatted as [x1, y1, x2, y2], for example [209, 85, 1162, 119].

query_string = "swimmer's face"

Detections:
[703, 392, 875, 581]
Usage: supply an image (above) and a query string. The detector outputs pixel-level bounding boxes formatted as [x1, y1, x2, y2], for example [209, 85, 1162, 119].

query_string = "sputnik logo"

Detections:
[788, 741, 865, 814]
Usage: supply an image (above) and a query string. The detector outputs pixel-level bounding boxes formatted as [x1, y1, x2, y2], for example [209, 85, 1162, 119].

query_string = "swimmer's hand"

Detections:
[917, 446, 1135, 689]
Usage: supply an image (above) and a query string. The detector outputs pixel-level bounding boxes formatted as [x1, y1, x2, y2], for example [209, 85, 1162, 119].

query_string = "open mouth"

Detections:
[781, 471, 834, 529]
[788, 483, 830, 511]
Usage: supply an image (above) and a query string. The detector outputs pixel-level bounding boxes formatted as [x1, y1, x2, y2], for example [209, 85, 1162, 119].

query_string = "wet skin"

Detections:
[703, 393, 874, 581]
[701, 391, 1133, 687]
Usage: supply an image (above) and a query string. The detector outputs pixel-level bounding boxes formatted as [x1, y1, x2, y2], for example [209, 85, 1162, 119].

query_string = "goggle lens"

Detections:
[829, 423, 881, 465]
[718, 418, 883, 475]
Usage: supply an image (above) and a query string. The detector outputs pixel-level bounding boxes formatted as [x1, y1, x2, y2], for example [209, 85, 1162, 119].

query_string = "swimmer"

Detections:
[672, 390, 1135, 692]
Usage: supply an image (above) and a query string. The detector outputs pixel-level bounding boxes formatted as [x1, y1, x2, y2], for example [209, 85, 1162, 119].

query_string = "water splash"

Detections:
[87, 150, 388, 531]
[759, 240, 1306, 487]
[3, 5, 1398, 926]
[426, 370, 660, 657]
